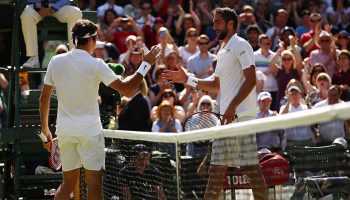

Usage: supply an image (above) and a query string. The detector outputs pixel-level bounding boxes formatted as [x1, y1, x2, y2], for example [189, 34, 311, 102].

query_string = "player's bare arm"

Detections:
[109, 45, 161, 94]
[161, 63, 220, 93]
[39, 84, 54, 143]
[222, 65, 256, 124]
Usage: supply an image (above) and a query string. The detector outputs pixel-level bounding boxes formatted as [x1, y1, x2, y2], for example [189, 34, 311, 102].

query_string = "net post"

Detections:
[175, 141, 181, 200]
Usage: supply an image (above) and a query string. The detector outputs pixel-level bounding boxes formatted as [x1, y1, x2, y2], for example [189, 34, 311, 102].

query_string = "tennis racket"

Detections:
[183, 111, 224, 132]
[36, 130, 62, 171]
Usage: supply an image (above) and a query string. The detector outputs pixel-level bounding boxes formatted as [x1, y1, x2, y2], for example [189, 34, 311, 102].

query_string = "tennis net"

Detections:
[101, 102, 350, 200]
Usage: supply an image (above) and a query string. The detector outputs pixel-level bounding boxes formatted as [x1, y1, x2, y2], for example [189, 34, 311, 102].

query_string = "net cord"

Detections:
[103, 102, 350, 143]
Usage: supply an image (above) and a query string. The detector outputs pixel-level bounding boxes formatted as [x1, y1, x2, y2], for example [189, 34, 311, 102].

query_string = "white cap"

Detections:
[333, 137, 347, 149]
[164, 48, 177, 58]
[257, 91, 272, 101]
[95, 41, 105, 49]
[288, 85, 301, 93]
[126, 35, 137, 42]
[319, 30, 331, 38]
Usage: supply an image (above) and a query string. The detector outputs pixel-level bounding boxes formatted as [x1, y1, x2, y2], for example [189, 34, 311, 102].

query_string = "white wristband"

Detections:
[187, 76, 199, 88]
[136, 61, 151, 77]
[36, 130, 48, 143]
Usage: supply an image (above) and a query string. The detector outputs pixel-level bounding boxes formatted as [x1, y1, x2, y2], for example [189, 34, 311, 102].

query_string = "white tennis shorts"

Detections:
[58, 133, 105, 171]
[211, 116, 259, 167]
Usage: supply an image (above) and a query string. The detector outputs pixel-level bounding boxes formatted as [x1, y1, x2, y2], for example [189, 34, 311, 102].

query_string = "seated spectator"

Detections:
[270, 49, 303, 107]
[119, 144, 166, 200]
[122, 47, 143, 77]
[310, 31, 339, 77]
[156, 27, 178, 65]
[245, 25, 261, 51]
[143, 17, 164, 49]
[150, 89, 185, 123]
[175, 2, 201, 46]
[93, 41, 107, 60]
[108, 17, 143, 53]
[20, 0, 82, 68]
[124, 0, 142, 20]
[97, 0, 123, 22]
[275, 27, 301, 53]
[149, 65, 172, 106]
[300, 12, 323, 57]
[313, 85, 347, 145]
[254, 0, 273, 33]
[194, 0, 214, 29]
[280, 85, 315, 151]
[163, 49, 184, 93]
[187, 34, 215, 79]
[238, 5, 258, 39]
[152, 100, 182, 133]
[306, 72, 332, 106]
[295, 10, 312, 39]
[336, 30, 350, 50]
[332, 50, 350, 101]
[279, 78, 306, 108]
[135, 0, 155, 29]
[152, 100, 182, 159]
[178, 28, 199, 68]
[254, 34, 279, 111]
[99, 8, 118, 42]
[266, 9, 289, 48]
[256, 92, 283, 153]
[301, 61, 327, 95]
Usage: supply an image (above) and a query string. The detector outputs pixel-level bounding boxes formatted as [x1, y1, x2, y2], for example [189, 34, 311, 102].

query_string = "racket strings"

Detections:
[184, 112, 221, 132]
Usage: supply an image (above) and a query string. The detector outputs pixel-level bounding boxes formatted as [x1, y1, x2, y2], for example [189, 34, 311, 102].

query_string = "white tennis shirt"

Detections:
[44, 49, 119, 137]
[214, 34, 257, 116]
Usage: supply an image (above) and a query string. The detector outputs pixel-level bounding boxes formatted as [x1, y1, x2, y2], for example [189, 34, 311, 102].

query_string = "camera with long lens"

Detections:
[99, 63, 125, 127]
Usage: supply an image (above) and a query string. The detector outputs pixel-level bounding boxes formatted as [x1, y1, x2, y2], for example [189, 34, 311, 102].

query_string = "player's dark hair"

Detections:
[214, 7, 238, 32]
[71, 19, 98, 46]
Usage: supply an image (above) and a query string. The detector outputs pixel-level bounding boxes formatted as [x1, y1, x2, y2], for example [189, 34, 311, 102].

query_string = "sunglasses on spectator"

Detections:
[311, 18, 322, 23]
[320, 39, 331, 43]
[318, 77, 328, 81]
[260, 42, 271, 46]
[198, 41, 209, 45]
[201, 102, 211, 106]
[188, 33, 198, 37]
[163, 93, 174, 98]
[282, 57, 293, 61]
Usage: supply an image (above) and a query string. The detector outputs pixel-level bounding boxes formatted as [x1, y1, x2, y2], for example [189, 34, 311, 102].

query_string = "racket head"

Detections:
[49, 138, 62, 171]
[183, 111, 222, 131]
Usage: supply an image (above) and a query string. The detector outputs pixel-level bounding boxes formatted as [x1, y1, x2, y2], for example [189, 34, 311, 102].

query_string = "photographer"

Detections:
[107, 17, 143, 54]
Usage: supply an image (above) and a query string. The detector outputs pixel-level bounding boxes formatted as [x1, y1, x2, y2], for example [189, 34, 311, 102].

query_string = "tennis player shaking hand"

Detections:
[40, 19, 160, 200]
[161, 7, 268, 200]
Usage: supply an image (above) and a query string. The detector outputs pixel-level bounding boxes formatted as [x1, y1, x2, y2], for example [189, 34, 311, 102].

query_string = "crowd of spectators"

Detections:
[82, 0, 350, 149]
[13, 0, 350, 159]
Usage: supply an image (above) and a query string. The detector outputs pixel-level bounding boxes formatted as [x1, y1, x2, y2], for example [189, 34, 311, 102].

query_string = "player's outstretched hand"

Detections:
[143, 45, 161, 65]
[161, 63, 188, 84]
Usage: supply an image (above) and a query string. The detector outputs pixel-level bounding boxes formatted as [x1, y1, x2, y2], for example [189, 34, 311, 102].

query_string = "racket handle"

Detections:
[36, 130, 48, 143]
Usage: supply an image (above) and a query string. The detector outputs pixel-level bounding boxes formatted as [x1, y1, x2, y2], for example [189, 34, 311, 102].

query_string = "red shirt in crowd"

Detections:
[300, 30, 319, 57]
